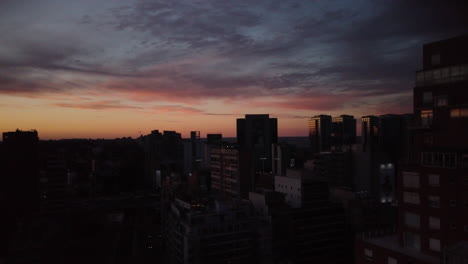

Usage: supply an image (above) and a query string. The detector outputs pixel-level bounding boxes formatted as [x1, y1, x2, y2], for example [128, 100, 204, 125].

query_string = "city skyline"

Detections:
[1, 1, 467, 139]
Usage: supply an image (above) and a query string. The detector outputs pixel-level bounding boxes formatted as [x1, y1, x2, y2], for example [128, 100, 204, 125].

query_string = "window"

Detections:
[428, 196, 440, 208]
[422, 92, 432, 104]
[404, 192, 420, 205]
[464, 225, 468, 232]
[364, 248, 373, 260]
[450, 108, 468, 118]
[404, 232, 421, 250]
[462, 154, 468, 168]
[428, 174, 440, 186]
[429, 238, 441, 252]
[435, 96, 448, 107]
[403, 172, 420, 188]
[388, 257, 398, 264]
[421, 152, 457, 168]
[404, 212, 420, 229]
[428, 217, 440, 230]
[421, 110, 433, 126]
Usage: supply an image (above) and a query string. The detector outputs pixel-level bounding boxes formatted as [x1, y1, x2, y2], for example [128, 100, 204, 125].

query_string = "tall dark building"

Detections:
[237, 114, 278, 197]
[308, 115, 332, 153]
[1, 130, 40, 257]
[356, 34, 468, 264]
[331, 115, 356, 151]
[361, 115, 379, 152]
[2, 130, 40, 215]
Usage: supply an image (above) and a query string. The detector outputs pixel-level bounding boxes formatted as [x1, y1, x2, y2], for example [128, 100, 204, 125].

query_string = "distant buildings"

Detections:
[331, 115, 357, 151]
[308, 114, 332, 153]
[355, 34, 468, 264]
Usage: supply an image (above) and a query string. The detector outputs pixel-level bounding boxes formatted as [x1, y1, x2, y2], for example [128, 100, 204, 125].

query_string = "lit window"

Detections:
[421, 110, 433, 126]
[404, 212, 420, 229]
[428, 174, 440, 186]
[429, 238, 441, 252]
[428, 196, 440, 208]
[450, 108, 468, 118]
[429, 217, 440, 230]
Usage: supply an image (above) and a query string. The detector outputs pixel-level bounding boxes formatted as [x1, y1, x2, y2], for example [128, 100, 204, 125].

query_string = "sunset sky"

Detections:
[1, 0, 467, 139]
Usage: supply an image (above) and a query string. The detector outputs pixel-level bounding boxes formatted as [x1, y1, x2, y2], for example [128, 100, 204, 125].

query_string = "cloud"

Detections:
[0, 0, 467, 117]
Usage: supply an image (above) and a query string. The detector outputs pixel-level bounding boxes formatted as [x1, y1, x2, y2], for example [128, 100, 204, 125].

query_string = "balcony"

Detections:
[415, 64, 468, 87]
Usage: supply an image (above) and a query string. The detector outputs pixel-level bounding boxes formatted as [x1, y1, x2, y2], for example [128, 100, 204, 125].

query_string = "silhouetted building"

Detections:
[362, 115, 379, 152]
[142, 130, 184, 189]
[331, 115, 356, 151]
[308, 115, 332, 153]
[356, 34, 468, 264]
[165, 198, 257, 264]
[206, 134, 222, 145]
[249, 190, 292, 264]
[210, 144, 240, 198]
[237, 114, 278, 197]
[2, 130, 40, 215]
[39, 152, 68, 214]
[312, 151, 354, 188]
[1, 130, 40, 258]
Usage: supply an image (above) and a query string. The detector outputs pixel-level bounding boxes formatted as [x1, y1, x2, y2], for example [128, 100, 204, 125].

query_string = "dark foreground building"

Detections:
[355, 34, 468, 264]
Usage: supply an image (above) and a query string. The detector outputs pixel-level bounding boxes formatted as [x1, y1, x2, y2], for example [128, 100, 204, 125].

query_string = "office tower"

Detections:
[308, 115, 332, 153]
[2, 130, 40, 215]
[276, 169, 348, 264]
[1, 130, 40, 257]
[165, 198, 257, 264]
[249, 190, 291, 263]
[237, 114, 278, 197]
[142, 130, 184, 188]
[210, 144, 240, 198]
[356, 34, 468, 263]
[40, 151, 68, 214]
[331, 115, 357, 151]
[361, 115, 379, 152]
[312, 151, 353, 188]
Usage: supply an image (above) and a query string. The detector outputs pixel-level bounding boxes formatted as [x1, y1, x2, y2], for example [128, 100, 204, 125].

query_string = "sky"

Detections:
[0, 0, 467, 139]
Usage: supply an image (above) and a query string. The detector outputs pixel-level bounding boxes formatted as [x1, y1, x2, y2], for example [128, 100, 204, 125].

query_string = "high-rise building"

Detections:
[361, 115, 379, 152]
[210, 144, 240, 198]
[2, 130, 40, 215]
[1, 130, 40, 257]
[308, 115, 332, 153]
[237, 114, 278, 197]
[355, 34, 468, 264]
[331, 115, 357, 151]
[165, 198, 257, 264]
